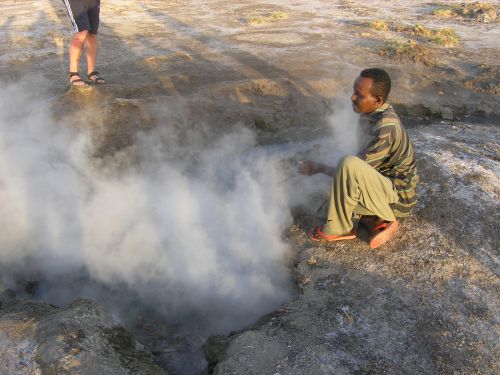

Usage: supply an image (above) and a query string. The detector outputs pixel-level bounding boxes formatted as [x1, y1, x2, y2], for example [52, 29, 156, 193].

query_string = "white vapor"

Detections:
[327, 96, 360, 156]
[0, 77, 294, 332]
[285, 95, 360, 210]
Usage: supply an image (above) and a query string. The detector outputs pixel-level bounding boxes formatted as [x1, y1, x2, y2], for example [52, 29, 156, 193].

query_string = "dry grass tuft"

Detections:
[364, 21, 460, 47]
[412, 24, 460, 46]
[380, 40, 436, 66]
[431, 2, 497, 22]
[431, 4, 463, 18]
[247, 11, 289, 25]
[366, 20, 389, 31]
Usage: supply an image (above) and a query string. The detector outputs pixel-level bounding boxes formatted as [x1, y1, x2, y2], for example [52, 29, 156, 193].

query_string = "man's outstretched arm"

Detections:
[298, 160, 336, 178]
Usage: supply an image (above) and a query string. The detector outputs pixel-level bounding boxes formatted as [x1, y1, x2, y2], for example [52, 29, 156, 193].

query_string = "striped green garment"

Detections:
[357, 103, 418, 218]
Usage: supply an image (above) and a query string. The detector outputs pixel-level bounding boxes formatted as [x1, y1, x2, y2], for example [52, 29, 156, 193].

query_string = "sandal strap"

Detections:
[68, 72, 80, 78]
[70, 78, 87, 86]
[87, 71, 100, 78]
[373, 222, 389, 232]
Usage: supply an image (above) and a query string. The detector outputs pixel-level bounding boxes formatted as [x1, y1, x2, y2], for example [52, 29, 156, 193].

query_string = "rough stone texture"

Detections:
[440, 106, 454, 120]
[0, 292, 166, 375]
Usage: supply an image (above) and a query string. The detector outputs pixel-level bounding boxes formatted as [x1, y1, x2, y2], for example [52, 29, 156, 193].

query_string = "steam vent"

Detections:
[0, 1, 498, 374]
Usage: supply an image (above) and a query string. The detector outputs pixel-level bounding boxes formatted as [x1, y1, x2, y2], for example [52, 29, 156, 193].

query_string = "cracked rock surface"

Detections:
[0, 292, 166, 375]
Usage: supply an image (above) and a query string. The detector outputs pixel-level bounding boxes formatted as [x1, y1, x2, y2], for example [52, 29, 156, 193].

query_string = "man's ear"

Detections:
[373, 95, 384, 106]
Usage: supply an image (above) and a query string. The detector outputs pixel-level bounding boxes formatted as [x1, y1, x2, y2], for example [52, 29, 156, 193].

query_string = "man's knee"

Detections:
[71, 30, 89, 46]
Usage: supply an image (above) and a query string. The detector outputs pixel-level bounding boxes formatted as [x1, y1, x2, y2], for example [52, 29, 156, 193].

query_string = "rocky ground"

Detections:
[0, 291, 165, 374]
[0, 1, 499, 374]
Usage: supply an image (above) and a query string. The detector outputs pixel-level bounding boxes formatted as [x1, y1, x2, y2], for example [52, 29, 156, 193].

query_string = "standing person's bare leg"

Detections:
[85, 33, 105, 84]
[69, 30, 89, 86]
[85, 33, 97, 75]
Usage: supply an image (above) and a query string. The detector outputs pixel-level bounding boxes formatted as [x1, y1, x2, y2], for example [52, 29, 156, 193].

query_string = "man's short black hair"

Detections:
[360, 68, 391, 102]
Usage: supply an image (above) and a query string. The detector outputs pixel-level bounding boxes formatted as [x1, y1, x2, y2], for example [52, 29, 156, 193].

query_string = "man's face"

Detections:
[351, 76, 382, 114]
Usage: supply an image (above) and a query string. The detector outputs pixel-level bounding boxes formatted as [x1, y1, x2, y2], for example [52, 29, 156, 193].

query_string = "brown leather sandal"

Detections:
[87, 71, 105, 84]
[68, 72, 88, 87]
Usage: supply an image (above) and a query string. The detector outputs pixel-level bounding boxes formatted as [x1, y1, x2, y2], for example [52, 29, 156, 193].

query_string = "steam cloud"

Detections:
[0, 77, 296, 332]
[0, 77, 359, 335]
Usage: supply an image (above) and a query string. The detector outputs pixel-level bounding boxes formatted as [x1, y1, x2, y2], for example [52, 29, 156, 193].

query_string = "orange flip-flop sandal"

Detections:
[369, 221, 399, 249]
[308, 226, 357, 242]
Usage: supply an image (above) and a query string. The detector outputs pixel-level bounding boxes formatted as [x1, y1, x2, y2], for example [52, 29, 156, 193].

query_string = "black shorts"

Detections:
[62, 0, 101, 34]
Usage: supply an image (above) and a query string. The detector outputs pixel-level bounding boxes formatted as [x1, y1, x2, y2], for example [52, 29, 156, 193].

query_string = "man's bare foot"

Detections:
[87, 71, 105, 84]
[68, 72, 88, 87]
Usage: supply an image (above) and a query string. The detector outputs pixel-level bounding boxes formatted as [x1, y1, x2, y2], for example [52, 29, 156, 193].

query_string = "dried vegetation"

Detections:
[363, 19, 460, 66]
[365, 20, 460, 47]
[380, 40, 436, 66]
[366, 20, 389, 31]
[246, 11, 289, 25]
[431, 2, 498, 23]
[410, 24, 460, 46]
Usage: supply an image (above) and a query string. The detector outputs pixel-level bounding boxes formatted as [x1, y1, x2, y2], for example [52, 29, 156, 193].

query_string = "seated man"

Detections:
[300, 68, 418, 249]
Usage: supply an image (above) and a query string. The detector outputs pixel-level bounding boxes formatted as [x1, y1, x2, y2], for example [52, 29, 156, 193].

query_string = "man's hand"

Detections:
[298, 160, 335, 177]
[297, 160, 319, 176]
